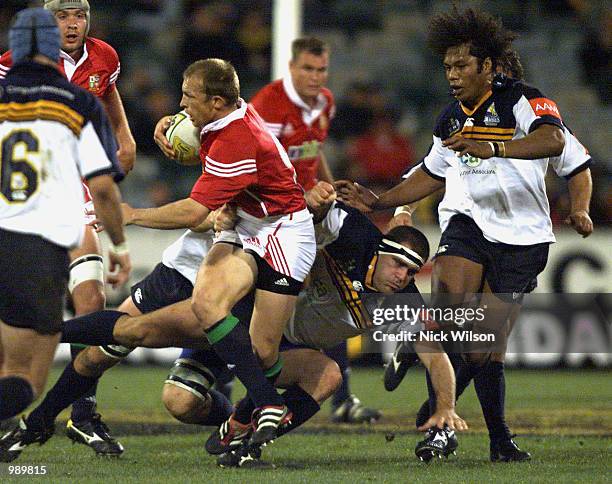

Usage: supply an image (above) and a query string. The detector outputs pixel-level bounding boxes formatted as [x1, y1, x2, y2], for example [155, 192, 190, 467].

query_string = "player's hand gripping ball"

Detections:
[165, 111, 201, 165]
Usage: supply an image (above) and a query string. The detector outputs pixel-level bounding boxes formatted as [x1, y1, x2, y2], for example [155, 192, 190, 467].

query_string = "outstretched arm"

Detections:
[336, 166, 444, 212]
[417, 349, 468, 431]
[122, 198, 210, 230]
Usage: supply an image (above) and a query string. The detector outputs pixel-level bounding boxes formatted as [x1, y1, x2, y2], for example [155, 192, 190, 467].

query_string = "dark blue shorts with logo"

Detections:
[435, 214, 549, 300]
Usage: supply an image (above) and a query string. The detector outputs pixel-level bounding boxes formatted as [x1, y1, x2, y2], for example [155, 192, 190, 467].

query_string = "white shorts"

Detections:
[215, 208, 316, 283]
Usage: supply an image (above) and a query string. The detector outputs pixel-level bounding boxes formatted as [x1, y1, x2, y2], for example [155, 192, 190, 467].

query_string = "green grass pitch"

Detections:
[0, 366, 609, 483]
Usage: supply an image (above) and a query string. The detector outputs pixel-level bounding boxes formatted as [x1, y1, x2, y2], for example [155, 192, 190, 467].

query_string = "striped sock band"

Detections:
[205, 314, 240, 344]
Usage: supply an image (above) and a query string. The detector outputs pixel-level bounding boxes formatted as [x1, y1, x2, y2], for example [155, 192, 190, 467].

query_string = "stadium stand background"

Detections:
[0, 0, 609, 366]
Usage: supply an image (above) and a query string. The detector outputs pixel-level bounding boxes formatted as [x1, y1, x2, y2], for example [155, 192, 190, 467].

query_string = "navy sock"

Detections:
[233, 357, 283, 424]
[213, 368, 235, 401]
[26, 362, 97, 431]
[206, 315, 283, 408]
[326, 341, 351, 408]
[277, 385, 320, 437]
[69, 345, 98, 422]
[61, 310, 125, 346]
[474, 361, 510, 441]
[200, 389, 233, 426]
[0, 376, 34, 420]
[425, 370, 436, 415]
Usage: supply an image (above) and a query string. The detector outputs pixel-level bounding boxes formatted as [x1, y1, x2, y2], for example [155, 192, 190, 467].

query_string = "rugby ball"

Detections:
[165, 111, 201, 165]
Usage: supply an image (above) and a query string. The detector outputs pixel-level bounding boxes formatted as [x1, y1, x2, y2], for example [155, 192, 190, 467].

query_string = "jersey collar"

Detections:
[201, 98, 247, 134]
[282, 76, 328, 125]
[59, 41, 89, 69]
[460, 89, 492, 116]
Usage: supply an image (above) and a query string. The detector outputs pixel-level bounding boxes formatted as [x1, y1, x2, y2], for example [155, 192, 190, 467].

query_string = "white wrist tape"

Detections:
[108, 240, 129, 256]
[394, 205, 413, 217]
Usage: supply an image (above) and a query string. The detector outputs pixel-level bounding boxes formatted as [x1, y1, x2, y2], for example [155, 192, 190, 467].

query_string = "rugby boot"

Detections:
[415, 426, 448, 462]
[384, 342, 420, 391]
[248, 405, 292, 447]
[66, 413, 123, 456]
[490, 435, 531, 462]
[0, 417, 54, 462]
[217, 441, 271, 469]
[331, 394, 381, 424]
[205, 413, 252, 455]
[443, 427, 459, 457]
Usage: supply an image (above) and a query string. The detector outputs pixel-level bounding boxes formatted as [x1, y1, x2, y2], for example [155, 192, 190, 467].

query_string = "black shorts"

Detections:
[0, 228, 69, 334]
[248, 250, 303, 296]
[436, 214, 549, 298]
[131, 263, 194, 314]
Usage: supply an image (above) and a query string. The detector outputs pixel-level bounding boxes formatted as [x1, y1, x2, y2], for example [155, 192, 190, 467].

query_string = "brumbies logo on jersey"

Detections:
[88, 74, 100, 93]
[484, 103, 500, 126]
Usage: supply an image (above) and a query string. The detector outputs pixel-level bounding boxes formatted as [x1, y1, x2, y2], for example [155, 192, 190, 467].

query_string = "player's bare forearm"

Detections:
[568, 168, 592, 214]
[501, 124, 565, 159]
[102, 88, 136, 172]
[189, 210, 217, 233]
[420, 351, 456, 412]
[87, 175, 126, 246]
[376, 167, 444, 209]
[124, 198, 210, 230]
[317, 151, 335, 184]
[565, 168, 593, 237]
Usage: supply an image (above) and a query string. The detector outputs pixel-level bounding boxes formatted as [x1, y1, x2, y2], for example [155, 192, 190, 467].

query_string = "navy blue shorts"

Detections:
[130, 263, 194, 314]
[436, 214, 549, 297]
[0, 228, 69, 334]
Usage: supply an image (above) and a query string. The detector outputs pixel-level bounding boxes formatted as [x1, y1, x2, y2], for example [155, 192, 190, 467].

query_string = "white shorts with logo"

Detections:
[214, 208, 316, 283]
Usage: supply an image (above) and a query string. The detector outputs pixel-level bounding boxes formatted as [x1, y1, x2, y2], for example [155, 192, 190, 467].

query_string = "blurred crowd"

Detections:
[0, 0, 609, 227]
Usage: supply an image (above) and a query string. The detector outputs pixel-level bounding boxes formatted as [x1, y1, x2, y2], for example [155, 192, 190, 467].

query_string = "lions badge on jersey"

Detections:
[88, 74, 100, 93]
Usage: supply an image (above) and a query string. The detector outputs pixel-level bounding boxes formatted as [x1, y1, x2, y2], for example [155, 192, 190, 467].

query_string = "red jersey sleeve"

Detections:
[0, 51, 13, 79]
[190, 129, 259, 211]
[99, 39, 120, 96]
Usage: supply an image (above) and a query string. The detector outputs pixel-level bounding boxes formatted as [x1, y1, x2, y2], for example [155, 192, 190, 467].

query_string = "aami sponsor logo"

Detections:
[529, 98, 561, 119]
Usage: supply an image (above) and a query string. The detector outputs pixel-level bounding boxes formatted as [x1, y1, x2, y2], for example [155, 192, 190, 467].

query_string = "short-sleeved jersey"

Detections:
[250, 77, 335, 191]
[285, 201, 422, 349]
[190, 100, 306, 218]
[421, 79, 587, 245]
[162, 230, 214, 285]
[0, 37, 120, 100]
[0, 62, 121, 248]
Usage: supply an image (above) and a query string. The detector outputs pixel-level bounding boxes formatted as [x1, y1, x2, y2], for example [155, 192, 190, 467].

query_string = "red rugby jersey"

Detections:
[0, 37, 120, 99]
[190, 101, 306, 218]
[250, 77, 335, 191]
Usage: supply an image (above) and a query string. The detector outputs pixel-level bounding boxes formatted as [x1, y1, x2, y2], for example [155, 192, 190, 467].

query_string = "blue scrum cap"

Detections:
[9, 7, 60, 64]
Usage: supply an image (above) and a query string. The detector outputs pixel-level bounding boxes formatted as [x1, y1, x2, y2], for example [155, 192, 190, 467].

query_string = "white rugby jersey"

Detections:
[285, 202, 423, 349]
[161, 230, 213, 284]
[0, 62, 120, 248]
[421, 80, 590, 245]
